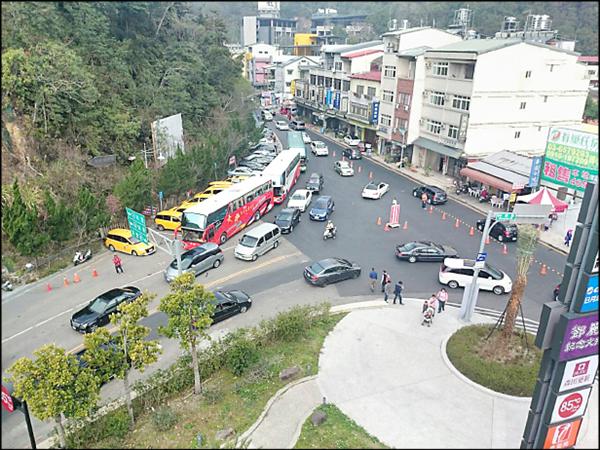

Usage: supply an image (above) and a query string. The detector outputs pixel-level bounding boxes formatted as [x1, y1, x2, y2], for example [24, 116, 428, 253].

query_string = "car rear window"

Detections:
[314, 199, 327, 208]
[401, 242, 418, 251]
[309, 262, 325, 273]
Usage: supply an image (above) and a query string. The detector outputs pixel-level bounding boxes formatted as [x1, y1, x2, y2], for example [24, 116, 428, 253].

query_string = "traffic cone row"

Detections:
[540, 264, 548, 276]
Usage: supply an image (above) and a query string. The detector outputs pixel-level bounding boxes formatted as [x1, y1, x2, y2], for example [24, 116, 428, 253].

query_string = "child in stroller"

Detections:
[421, 300, 435, 327]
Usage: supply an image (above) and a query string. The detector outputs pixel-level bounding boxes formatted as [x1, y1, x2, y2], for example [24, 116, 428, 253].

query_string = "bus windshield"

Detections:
[182, 212, 207, 231]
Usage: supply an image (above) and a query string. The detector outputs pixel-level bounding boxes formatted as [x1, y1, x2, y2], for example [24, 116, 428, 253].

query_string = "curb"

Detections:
[439, 333, 532, 403]
[236, 375, 319, 448]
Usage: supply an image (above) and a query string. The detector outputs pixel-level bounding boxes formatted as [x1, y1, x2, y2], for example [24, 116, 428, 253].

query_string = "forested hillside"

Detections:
[202, 1, 598, 56]
[1, 2, 258, 266]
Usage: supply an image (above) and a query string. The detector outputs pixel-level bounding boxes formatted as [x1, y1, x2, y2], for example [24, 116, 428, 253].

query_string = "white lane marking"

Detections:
[2, 326, 34, 344]
[37, 308, 74, 327]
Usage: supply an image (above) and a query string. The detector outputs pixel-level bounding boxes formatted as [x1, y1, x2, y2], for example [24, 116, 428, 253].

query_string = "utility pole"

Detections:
[459, 209, 493, 322]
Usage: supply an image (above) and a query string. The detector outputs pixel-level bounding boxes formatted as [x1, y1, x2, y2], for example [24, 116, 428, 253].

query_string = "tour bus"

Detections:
[179, 175, 275, 249]
[262, 149, 301, 204]
[287, 130, 307, 161]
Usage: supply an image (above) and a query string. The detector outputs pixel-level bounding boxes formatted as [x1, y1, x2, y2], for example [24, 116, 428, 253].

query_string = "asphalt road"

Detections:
[1, 115, 567, 448]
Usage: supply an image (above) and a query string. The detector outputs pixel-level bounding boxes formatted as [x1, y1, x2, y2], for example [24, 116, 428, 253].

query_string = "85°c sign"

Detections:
[550, 387, 592, 424]
[1, 385, 14, 412]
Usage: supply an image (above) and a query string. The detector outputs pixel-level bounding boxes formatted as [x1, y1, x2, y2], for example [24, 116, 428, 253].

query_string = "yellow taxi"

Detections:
[104, 228, 156, 256]
[208, 180, 233, 188]
[154, 207, 182, 231]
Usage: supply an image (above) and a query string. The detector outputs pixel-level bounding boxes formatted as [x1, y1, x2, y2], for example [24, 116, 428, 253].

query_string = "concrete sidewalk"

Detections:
[240, 299, 598, 449]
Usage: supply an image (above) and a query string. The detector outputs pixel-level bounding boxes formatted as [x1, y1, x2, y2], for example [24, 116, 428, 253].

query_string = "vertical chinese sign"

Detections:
[541, 127, 598, 192]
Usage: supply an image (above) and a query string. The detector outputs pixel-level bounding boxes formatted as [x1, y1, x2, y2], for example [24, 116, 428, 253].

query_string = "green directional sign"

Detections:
[494, 212, 516, 222]
[126, 207, 148, 244]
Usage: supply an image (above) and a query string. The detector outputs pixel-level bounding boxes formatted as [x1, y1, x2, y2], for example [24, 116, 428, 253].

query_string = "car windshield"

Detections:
[365, 183, 377, 190]
[314, 199, 327, 209]
[239, 235, 258, 247]
[181, 212, 207, 231]
[89, 297, 110, 314]
[400, 242, 419, 251]
[170, 255, 193, 270]
[309, 262, 325, 273]
[315, 142, 325, 148]
[278, 211, 293, 221]
[129, 236, 141, 245]
[309, 175, 320, 183]
[485, 265, 503, 279]
[339, 162, 350, 168]
[291, 193, 304, 201]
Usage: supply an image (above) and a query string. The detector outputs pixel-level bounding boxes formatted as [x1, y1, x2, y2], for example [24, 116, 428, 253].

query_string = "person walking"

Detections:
[383, 280, 392, 303]
[369, 267, 378, 293]
[393, 280, 404, 305]
[420, 192, 428, 209]
[112, 254, 124, 274]
[564, 229, 573, 247]
[381, 270, 391, 292]
[436, 287, 448, 313]
[427, 294, 438, 317]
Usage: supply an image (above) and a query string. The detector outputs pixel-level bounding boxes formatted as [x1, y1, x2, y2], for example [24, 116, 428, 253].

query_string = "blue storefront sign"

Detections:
[528, 156, 543, 187]
[325, 89, 332, 106]
[371, 101, 380, 125]
[333, 91, 341, 110]
[581, 274, 599, 313]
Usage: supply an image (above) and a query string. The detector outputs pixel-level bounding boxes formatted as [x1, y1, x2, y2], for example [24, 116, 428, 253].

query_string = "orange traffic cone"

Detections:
[369, 171, 373, 179]
[73, 273, 81, 283]
[333, 150, 336, 157]
[358, 165, 362, 173]
[455, 219, 460, 228]
[469, 226, 475, 236]
[46, 283, 52, 292]
[92, 268, 98, 278]
[429, 206, 433, 214]
[377, 216, 382, 225]
[402, 221, 408, 230]
[63, 277, 69, 287]
[384, 223, 390, 232]
[485, 235, 490, 245]
[540, 264, 548, 276]
[502, 244, 508, 255]
[442, 212, 447, 220]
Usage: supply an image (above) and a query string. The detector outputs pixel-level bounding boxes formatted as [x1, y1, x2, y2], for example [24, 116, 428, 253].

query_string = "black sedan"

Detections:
[342, 147, 362, 160]
[412, 185, 447, 205]
[274, 207, 301, 233]
[395, 241, 459, 263]
[476, 219, 518, 242]
[70, 286, 141, 333]
[306, 172, 324, 193]
[304, 258, 361, 287]
[212, 290, 252, 324]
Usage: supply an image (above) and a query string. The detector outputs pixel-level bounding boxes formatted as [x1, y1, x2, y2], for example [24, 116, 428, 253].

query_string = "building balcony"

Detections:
[347, 111, 371, 124]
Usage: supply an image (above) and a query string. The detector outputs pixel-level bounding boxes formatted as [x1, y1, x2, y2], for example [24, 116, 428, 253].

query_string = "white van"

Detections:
[438, 258, 512, 295]
[234, 223, 281, 261]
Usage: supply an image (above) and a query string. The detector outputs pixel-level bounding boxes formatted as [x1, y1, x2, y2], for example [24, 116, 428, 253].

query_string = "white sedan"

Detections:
[334, 160, 354, 177]
[344, 135, 361, 146]
[302, 132, 312, 144]
[287, 189, 313, 212]
[275, 120, 289, 131]
[361, 181, 390, 199]
[310, 141, 329, 156]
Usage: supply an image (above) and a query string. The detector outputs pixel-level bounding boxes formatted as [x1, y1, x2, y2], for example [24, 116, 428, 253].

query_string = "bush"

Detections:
[152, 406, 178, 432]
[224, 330, 260, 376]
[103, 408, 131, 440]
[259, 304, 331, 343]
[202, 386, 221, 405]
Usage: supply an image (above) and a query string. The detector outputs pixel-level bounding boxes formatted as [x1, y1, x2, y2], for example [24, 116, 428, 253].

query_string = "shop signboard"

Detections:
[371, 101, 380, 125]
[528, 156, 543, 187]
[541, 127, 598, 192]
[549, 387, 592, 424]
[541, 419, 582, 449]
[552, 313, 599, 362]
[555, 355, 598, 392]
[333, 91, 340, 110]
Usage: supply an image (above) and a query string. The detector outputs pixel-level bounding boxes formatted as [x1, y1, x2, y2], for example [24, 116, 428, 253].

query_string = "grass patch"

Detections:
[446, 324, 542, 397]
[86, 311, 345, 449]
[295, 404, 388, 449]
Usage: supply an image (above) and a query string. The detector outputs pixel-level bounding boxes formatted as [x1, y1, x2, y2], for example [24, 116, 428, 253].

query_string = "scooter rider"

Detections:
[325, 220, 336, 238]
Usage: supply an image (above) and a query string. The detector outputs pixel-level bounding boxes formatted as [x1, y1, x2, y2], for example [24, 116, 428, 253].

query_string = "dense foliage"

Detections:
[1, 2, 257, 260]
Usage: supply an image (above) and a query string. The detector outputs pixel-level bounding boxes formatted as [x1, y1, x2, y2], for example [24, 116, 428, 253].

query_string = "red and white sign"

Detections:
[543, 418, 582, 449]
[559, 355, 598, 392]
[229, 155, 236, 166]
[389, 203, 400, 226]
[1, 385, 14, 413]
[550, 387, 592, 423]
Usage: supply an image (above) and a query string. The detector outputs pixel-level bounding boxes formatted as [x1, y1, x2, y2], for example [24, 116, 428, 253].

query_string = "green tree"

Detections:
[85, 293, 161, 427]
[4, 344, 99, 449]
[584, 95, 598, 120]
[1, 179, 49, 256]
[158, 272, 216, 395]
[42, 189, 73, 242]
[113, 160, 154, 212]
[72, 186, 109, 244]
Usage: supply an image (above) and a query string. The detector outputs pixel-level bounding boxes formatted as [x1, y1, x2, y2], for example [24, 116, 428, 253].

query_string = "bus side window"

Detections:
[207, 225, 215, 240]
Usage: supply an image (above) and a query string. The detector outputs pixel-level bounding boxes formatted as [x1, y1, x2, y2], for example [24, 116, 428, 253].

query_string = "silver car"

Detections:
[164, 243, 224, 283]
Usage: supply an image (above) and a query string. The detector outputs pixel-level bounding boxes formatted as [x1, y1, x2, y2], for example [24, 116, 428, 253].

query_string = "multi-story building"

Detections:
[347, 62, 382, 143]
[271, 56, 320, 101]
[294, 41, 383, 138]
[310, 11, 370, 46]
[242, 15, 297, 47]
[377, 27, 462, 160]
[412, 39, 588, 178]
[578, 56, 599, 89]
[246, 43, 281, 87]
[293, 33, 319, 56]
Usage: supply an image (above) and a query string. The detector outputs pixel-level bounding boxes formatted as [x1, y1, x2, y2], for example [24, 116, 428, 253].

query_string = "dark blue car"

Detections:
[309, 196, 335, 221]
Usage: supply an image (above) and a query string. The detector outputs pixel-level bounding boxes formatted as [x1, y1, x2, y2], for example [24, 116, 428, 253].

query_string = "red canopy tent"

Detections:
[516, 187, 569, 213]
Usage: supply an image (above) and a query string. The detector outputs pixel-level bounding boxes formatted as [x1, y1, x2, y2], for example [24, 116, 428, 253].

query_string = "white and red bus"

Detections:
[262, 150, 301, 204]
[179, 176, 274, 249]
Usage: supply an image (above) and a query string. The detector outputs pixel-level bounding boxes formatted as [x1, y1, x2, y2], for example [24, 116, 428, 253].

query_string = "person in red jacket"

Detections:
[112, 254, 124, 274]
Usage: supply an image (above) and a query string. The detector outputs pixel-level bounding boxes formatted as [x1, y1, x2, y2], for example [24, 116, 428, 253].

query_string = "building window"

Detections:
[519, 102, 526, 110]
[432, 62, 448, 76]
[334, 61, 342, 71]
[452, 95, 470, 111]
[287, 69, 293, 75]
[382, 90, 394, 102]
[396, 118, 408, 130]
[398, 92, 411, 106]
[514, 131, 521, 139]
[367, 86, 376, 98]
[356, 85, 364, 96]
[325, 77, 332, 88]
[549, 64, 556, 72]
[384, 65, 396, 78]
[285, 82, 291, 87]
[525, 70, 532, 78]
[381, 114, 392, 126]
[342, 80, 350, 91]
[426, 119, 442, 135]
[310, 74, 316, 85]
[429, 91, 445, 106]
[350, 102, 368, 118]
[334, 79, 341, 90]
[543, 95, 548, 103]
[447, 125, 459, 140]
[465, 64, 475, 79]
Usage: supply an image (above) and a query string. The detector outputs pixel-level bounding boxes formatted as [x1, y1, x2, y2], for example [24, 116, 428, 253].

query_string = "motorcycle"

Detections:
[73, 249, 92, 266]
[453, 180, 470, 195]
[478, 192, 490, 203]
[2, 280, 13, 292]
[323, 226, 337, 240]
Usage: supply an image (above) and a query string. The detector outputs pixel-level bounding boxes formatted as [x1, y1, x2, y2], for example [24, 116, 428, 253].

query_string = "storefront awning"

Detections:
[459, 167, 518, 192]
[413, 137, 463, 159]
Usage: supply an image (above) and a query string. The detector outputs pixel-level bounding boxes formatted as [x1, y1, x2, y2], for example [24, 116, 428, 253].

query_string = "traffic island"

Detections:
[445, 324, 542, 397]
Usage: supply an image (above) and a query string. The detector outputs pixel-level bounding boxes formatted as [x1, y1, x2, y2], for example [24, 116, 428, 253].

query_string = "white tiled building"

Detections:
[271, 56, 320, 101]
[413, 39, 588, 177]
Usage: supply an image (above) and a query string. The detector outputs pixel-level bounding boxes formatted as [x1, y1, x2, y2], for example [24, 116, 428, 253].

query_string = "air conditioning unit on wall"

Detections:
[403, 105, 409, 111]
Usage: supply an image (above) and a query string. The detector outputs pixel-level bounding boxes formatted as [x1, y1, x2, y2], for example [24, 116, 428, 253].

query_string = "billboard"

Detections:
[151, 113, 185, 163]
[541, 127, 598, 192]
